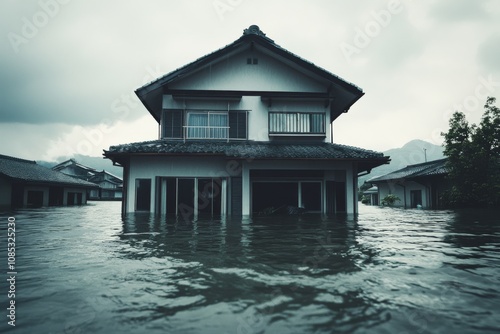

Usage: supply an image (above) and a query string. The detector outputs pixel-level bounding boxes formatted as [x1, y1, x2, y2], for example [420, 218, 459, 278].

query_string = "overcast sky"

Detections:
[0, 0, 499, 161]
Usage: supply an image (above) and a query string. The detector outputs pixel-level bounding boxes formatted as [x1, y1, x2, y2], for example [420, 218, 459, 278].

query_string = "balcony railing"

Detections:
[269, 112, 325, 135]
[183, 126, 230, 141]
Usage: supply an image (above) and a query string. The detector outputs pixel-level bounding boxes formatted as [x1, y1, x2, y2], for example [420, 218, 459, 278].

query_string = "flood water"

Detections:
[1, 201, 499, 333]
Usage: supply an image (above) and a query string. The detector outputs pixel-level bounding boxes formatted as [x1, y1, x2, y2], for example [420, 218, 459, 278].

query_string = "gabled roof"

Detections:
[104, 140, 389, 173]
[369, 158, 448, 183]
[88, 170, 122, 184]
[136, 25, 364, 123]
[0, 154, 97, 188]
[52, 159, 97, 174]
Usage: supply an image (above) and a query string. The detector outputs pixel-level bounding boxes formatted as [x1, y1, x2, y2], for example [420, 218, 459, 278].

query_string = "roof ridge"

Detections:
[404, 157, 447, 169]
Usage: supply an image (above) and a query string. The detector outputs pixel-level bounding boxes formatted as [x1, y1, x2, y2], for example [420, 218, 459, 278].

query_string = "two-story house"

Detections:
[104, 25, 389, 217]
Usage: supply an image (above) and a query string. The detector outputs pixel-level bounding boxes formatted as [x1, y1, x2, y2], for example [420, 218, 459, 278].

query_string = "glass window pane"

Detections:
[209, 114, 228, 138]
[188, 113, 208, 138]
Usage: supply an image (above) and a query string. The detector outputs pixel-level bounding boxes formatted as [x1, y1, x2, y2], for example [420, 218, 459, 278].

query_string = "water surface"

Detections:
[1, 202, 499, 333]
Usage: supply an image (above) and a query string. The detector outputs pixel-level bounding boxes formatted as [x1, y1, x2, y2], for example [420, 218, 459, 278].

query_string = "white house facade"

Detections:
[105, 25, 389, 217]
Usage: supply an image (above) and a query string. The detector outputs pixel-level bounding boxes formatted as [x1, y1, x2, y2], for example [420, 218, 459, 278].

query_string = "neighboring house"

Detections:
[52, 158, 97, 180]
[104, 25, 389, 216]
[52, 159, 123, 200]
[362, 186, 379, 205]
[369, 158, 449, 209]
[0, 154, 97, 209]
[88, 171, 123, 200]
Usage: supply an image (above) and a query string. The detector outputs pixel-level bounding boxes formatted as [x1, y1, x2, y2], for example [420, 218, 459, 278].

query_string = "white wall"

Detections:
[377, 181, 428, 208]
[162, 95, 331, 143]
[169, 49, 325, 92]
[162, 45, 334, 144]
[127, 156, 237, 212]
[125, 156, 357, 214]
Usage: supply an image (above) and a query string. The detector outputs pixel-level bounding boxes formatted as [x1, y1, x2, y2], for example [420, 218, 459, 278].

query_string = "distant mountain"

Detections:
[37, 154, 123, 178]
[359, 139, 445, 186]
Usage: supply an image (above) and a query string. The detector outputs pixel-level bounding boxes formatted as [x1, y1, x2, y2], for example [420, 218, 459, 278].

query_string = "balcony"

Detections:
[269, 112, 325, 135]
[183, 125, 230, 140]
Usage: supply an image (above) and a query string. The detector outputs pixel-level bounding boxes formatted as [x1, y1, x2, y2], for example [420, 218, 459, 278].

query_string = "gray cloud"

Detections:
[429, 0, 490, 22]
[477, 33, 500, 75]
[0, 0, 499, 160]
[0, 0, 224, 126]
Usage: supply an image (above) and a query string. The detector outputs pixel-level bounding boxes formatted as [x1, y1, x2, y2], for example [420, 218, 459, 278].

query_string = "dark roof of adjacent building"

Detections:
[88, 171, 123, 185]
[104, 140, 390, 173]
[52, 159, 97, 174]
[136, 25, 364, 123]
[369, 158, 448, 183]
[0, 154, 98, 188]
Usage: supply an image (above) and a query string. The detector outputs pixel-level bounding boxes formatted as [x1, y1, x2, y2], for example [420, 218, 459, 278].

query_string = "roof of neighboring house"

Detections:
[363, 186, 378, 194]
[52, 159, 97, 173]
[88, 170, 122, 183]
[369, 158, 448, 183]
[136, 25, 364, 123]
[0, 154, 97, 188]
[104, 140, 389, 173]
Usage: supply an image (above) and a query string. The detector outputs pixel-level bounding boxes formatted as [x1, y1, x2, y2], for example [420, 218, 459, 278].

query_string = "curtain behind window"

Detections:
[188, 113, 208, 138]
[187, 112, 227, 138]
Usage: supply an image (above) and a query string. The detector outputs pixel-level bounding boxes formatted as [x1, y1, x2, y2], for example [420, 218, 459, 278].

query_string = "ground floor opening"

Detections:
[129, 167, 354, 215]
[250, 170, 347, 214]
[252, 181, 323, 213]
[151, 177, 225, 217]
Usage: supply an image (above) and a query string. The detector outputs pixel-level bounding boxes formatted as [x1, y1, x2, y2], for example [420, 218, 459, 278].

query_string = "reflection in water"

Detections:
[0, 202, 499, 333]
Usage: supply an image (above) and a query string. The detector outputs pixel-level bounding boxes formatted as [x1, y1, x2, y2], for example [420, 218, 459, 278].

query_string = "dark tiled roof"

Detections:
[104, 140, 388, 161]
[369, 158, 448, 183]
[52, 158, 97, 173]
[0, 154, 97, 188]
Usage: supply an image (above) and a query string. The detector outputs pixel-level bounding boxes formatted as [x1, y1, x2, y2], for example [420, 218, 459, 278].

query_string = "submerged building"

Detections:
[52, 159, 123, 200]
[369, 158, 449, 209]
[0, 154, 97, 209]
[104, 25, 389, 216]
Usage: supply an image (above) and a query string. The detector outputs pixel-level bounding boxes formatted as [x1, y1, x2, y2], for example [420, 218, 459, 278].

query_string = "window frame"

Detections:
[268, 111, 326, 136]
[161, 110, 184, 139]
[185, 111, 229, 139]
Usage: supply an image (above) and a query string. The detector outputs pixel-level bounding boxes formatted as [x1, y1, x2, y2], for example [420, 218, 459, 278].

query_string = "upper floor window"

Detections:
[187, 112, 228, 139]
[269, 112, 325, 135]
[161, 110, 247, 140]
[162, 110, 183, 139]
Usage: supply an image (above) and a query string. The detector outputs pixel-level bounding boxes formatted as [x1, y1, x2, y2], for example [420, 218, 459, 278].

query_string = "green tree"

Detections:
[442, 96, 500, 207]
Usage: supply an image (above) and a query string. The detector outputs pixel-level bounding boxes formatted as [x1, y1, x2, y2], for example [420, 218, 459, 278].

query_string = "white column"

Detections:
[221, 178, 227, 215]
[242, 163, 250, 215]
[150, 178, 155, 213]
[353, 166, 358, 214]
[160, 178, 167, 214]
[194, 178, 198, 218]
[345, 166, 354, 214]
